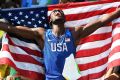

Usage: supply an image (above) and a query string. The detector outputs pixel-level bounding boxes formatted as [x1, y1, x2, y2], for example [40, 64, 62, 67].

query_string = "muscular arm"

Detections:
[0, 22, 45, 40]
[72, 8, 120, 42]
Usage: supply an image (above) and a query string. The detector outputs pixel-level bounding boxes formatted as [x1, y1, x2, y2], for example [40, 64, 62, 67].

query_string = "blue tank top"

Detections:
[43, 29, 76, 79]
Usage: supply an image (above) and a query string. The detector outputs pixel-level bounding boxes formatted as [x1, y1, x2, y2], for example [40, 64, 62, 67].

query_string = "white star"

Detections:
[25, 15, 29, 18]
[10, 19, 14, 21]
[36, 14, 39, 17]
[42, 16, 45, 19]
[41, 10, 44, 13]
[32, 18, 35, 21]
[17, 21, 21, 24]
[14, 16, 18, 19]
[19, 12, 23, 15]
[28, 21, 31, 24]
[44, 24, 47, 27]
[30, 11, 34, 14]
[38, 20, 42, 24]
[8, 13, 12, 16]
[34, 24, 37, 27]
[21, 20, 25, 22]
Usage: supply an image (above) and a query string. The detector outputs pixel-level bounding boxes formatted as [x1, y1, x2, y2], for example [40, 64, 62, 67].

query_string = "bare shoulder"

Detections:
[31, 27, 45, 35]
[71, 26, 83, 41]
[31, 27, 45, 40]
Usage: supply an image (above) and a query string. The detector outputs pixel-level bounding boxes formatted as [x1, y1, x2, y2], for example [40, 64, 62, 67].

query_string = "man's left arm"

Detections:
[72, 7, 120, 42]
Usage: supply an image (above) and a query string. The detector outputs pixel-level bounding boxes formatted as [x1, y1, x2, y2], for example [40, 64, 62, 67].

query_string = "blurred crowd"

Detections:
[0, 0, 115, 9]
[0, 0, 102, 9]
[0, 0, 116, 9]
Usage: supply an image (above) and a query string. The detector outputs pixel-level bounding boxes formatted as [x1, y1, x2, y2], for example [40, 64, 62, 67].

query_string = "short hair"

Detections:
[49, 9, 65, 27]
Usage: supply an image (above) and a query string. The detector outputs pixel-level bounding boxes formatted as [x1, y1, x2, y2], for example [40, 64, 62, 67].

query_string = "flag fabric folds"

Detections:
[0, 33, 45, 80]
[0, 1, 120, 80]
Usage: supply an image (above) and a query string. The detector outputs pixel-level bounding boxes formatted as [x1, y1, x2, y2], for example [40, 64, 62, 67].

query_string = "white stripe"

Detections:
[111, 39, 120, 50]
[2, 33, 41, 51]
[0, 51, 45, 74]
[8, 45, 43, 63]
[80, 63, 107, 77]
[91, 26, 112, 35]
[64, 13, 111, 27]
[112, 27, 120, 36]
[112, 17, 120, 23]
[76, 37, 111, 51]
[11, 37, 41, 51]
[48, 2, 120, 16]
[108, 52, 120, 63]
[63, 2, 119, 15]
[76, 48, 110, 64]
[65, 15, 101, 27]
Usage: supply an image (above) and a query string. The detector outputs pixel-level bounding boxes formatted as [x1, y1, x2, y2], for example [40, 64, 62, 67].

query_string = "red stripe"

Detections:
[6, 34, 43, 57]
[79, 32, 111, 45]
[79, 69, 106, 80]
[108, 59, 120, 69]
[0, 58, 44, 80]
[78, 56, 108, 70]
[48, 0, 116, 11]
[65, 8, 115, 21]
[112, 33, 120, 42]
[2, 44, 43, 66]
[112, 22, 120, 29]
[109, 46, 120, 57]
[76, 43, 111, 57]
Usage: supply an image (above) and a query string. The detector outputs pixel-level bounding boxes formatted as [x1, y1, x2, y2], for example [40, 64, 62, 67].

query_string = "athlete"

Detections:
[0, 7, 120, 80]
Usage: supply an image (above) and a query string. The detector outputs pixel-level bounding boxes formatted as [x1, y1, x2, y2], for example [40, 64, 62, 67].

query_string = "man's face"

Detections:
[50, 9, 65, 25]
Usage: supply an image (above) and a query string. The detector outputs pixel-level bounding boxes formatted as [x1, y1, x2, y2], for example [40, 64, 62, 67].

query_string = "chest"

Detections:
[46, 34, 72, 52]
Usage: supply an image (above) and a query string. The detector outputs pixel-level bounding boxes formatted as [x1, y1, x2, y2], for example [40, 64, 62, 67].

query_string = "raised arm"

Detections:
[72, 7, 120, 42]
[0, 22, 45, 40]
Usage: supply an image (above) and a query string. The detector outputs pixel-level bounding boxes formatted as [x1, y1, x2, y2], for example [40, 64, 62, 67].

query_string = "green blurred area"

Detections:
[0, 64, 17, 79]
[0, 30, 4, 38]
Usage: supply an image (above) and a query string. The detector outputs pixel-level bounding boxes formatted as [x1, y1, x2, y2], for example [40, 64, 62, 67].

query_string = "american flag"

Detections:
[0, 7, 49, 28]
[0, 1, 120, 80]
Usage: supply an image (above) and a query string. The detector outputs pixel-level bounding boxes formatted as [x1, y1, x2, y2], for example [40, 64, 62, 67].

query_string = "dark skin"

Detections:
[0, 8, 120, 80]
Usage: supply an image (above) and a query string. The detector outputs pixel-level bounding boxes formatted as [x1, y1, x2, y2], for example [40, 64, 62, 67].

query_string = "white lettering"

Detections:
[51, 43, 56, 51]
[51, 43, 68, 52]
[57, 43, 62, 52]
[63, 43, 68, 51]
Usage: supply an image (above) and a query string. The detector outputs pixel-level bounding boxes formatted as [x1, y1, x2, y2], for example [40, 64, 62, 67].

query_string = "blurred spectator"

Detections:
[74, 0, 86, 2]
[59, 0, 73, 3]
[22, 0, 59, 7]
[98, 0, 119, 1]
[1, 1, 19, 9]
[0, 0, 20, 9]
[47, 0, 59, 5]
[38, 0, 59, 6]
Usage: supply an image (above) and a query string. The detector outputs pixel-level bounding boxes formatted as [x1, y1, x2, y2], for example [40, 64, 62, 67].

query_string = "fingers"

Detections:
[6, 75, 21, 80]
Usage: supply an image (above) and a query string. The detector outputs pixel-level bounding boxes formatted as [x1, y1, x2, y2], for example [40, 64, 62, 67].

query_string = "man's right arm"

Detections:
[0, 22, 45, 40]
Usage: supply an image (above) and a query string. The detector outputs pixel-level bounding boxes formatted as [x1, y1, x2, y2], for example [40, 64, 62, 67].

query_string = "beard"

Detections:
[52, 18, 65, 25]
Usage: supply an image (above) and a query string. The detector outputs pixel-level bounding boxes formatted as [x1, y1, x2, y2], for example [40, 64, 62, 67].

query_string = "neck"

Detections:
[52, 24, 65, 37]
